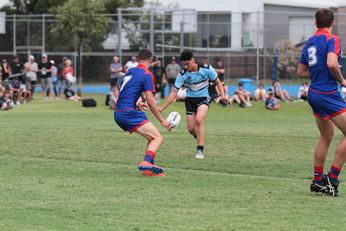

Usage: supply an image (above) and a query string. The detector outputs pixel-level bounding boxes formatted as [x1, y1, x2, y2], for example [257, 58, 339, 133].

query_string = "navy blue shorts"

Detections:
[308, 89, 346, 120]
[114, 109, 149, 133]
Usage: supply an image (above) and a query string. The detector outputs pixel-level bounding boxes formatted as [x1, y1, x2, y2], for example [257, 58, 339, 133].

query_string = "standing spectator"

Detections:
[150, 58, 166, 103]
[109, 56, 123, 89]
[57, 57, 67, 98]
[50, 60, 58, 99]
[24, 55, 38, 101]
[1, 59, 10, 80]
[298, 82, 309, 101]
[255, 83, 267, 101]
[38, 54, 54, 99]
[124, 56, 138, 72]
[165, 57, 181, 93]
[265, 92, 280, 110]
[214, 58, 228, 96]
[9, 55, 24, 82]
[271, 80, 292, 101]
[62, 59, 74, 87]
[235, 83, 252, 107]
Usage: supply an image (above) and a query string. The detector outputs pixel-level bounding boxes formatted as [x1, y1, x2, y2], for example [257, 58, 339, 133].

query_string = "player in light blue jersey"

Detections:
[161, 51, 227, 159]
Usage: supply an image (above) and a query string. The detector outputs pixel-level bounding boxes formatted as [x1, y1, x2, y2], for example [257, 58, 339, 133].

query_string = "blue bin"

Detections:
[238, 78, 253, 91]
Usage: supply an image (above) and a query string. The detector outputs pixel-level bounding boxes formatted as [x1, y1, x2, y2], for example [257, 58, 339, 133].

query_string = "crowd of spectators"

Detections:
[0, 54, 77, 110]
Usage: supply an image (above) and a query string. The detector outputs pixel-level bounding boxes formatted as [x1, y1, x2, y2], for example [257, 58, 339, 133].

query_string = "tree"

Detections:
[275, 39, 300, 79]
[53, 0, 107, 96]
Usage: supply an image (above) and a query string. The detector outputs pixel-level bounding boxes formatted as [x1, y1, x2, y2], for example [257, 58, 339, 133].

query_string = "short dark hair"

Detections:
[315, 8, 334, 28]
[180, 50, 193, 61]
[238, 83, 243, 87]
[138, 48, 152, 61]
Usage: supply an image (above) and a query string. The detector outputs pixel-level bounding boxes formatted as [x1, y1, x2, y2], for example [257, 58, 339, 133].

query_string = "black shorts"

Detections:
[185, 97, 211, 115]
[110, 78, 119, 87]
[168, 78, 175, 85]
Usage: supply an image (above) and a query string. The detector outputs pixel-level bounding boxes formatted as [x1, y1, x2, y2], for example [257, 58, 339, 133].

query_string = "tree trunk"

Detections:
[77, 39, 83, 96]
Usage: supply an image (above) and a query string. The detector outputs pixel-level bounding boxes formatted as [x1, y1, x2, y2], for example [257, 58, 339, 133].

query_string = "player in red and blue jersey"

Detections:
[114, 48, 171, 176]
[298, 8, 346, 196]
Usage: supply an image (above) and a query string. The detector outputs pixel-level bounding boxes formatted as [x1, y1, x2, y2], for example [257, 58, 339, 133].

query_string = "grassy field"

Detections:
[1, 95, 346, 230]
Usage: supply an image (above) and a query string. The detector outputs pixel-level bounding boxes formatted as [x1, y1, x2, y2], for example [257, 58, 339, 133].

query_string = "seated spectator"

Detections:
[255, 83, 266, 101]
[265, 92, 280, 110]
[271, 80, 292, 101]
[64, 86, 82, 101]
[298, 82, 309, 101]
[235, 83, 251, 107]
[215, 94, 241, 107]
[9, 78, 22, 105]
[0, 89, 13, 110]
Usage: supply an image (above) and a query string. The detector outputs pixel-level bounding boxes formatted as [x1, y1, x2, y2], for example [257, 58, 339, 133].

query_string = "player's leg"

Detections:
[194, 104, 209, 159]
[186, 114, 197, 138]
[310, 117, 334, 193]
[322, 112, 346, 195]
[136, 122, 165, 175]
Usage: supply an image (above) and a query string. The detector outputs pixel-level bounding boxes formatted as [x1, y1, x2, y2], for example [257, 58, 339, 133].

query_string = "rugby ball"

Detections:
[166, 111, 181, 128]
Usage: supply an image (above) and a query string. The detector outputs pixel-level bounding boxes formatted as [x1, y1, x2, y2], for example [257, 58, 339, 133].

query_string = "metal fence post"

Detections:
[42, 14, 45, 53]
[256, 11, 260, 85]
[13, 14, 16, 55]
[150, 9, 154, 51]
[117, 8, 122, 64]
[180, 21, 184, 54]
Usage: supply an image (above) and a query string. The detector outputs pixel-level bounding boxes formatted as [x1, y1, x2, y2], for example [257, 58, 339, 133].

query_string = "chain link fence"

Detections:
[0, 8, 345, 84]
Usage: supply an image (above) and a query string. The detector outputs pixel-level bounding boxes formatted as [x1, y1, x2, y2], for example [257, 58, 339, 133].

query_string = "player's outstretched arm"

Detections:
[160, 88, 179, 112]
[327, 53, 346, 86]
[145, 90, 172, 131]
[297, 64, 310, 79]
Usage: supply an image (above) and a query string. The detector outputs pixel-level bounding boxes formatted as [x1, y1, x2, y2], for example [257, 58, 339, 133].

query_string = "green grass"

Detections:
[1, 95, 346, 230]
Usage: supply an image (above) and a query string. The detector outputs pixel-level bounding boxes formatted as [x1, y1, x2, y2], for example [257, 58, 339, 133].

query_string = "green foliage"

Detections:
[1, 97, 346, 230]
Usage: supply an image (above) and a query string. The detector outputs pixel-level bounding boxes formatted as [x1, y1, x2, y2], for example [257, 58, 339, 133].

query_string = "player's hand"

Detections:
[136, 101, 149, 111]
[340, 79, 346, 88]
[161, 120, 172, 132]
[158, 107, 163, 113]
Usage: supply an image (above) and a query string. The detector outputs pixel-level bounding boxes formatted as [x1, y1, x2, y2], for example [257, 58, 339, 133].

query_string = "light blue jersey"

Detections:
[174, 64, 218, 98]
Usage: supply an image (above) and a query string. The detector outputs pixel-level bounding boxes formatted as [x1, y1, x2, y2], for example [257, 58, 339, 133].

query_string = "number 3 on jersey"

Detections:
[119, 75, 133, 92]
[308, 46, 318, 66]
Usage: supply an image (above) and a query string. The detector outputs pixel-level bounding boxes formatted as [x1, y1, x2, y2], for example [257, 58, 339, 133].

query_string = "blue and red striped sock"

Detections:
[143, 150, 156, 164]
[329, 165, 341, 183]
[313, 166, 324, 183]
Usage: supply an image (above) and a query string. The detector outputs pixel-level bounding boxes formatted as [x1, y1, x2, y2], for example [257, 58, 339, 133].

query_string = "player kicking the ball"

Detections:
[298, 8, 346, 196]
[160, 50, 227, 159]
[114, 48, 172, 176]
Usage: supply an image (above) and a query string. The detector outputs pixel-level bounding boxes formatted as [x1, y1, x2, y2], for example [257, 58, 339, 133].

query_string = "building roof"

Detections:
[263, 0, 344, 8]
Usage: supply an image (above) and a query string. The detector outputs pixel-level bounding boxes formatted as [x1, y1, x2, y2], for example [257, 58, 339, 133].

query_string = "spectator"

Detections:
[124, 56, 138, 72]
[255, 83, 267, 101]
[214, 58, 228, 96]
[265, 92, 280, 110]
[1, 59, 10, 80]
[165, 57, 181, 93]
[24, 55, 38, 101]
[38, 54, 54, 99]
[9, 55, 24, 82]
[150, 58, 166, 104]
[235, 83, 252, 107]
[298, 82, 309, 101]
[271, 80, 292, 101]
[215, 94, 241, 107]
[109, 56, 123, 90]
[64, 85, 82, 101]
[62, 59, 74, 87]
[57, 57, 67, 98]
[9, 78, 22, 105]
[0, 89, 13, 110]
[50, 60, 59, 99]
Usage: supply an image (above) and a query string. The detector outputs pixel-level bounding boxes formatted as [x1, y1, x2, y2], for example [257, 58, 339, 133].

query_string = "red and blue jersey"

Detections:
[115, 63, 155, 111]
[300, 28, 342, 93]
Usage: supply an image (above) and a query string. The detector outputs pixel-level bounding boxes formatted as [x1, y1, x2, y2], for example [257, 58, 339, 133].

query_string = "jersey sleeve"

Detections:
[208, 65, 218, 81]
[327, 36, 341, 56]
[299, 45, 308, 65]
[174, 74, 184, 89]
[143, 73, 156, 92]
